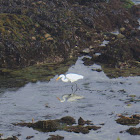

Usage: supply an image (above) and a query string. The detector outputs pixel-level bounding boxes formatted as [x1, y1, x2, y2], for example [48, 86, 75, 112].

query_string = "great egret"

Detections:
[57, 94, 84, 102]
[56, 73, 84, 82]
[56, 73, 84, 93]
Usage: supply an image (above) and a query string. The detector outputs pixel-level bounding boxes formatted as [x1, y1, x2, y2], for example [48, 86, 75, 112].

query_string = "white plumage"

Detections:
[56, 73, 84, 83]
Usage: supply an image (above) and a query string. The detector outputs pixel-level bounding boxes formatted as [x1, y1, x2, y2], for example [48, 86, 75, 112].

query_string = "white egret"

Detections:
[56, 73, 84, 93]
[56, 73, 84, 82]
[57, 94, 84, 102]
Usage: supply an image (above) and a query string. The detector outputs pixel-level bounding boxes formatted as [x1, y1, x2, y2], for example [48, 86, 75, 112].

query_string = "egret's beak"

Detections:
[56, 77, 60, 81]
[56, 97, 61, 101]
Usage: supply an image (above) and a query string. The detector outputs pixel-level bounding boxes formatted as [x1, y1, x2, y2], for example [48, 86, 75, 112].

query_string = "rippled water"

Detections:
[0, 56, 140, 140]
[0, 1, 140, 139]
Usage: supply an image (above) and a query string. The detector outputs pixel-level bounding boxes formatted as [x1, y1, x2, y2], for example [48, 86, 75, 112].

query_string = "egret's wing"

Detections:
[66, 73, 84, 82]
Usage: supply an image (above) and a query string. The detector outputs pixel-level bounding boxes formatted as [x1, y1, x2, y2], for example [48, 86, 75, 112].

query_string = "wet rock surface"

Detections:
[0, 136, 19, 140]
[132, 114, 140, 120]
[13, 116, 101, 135]
[126, 127, 140, 135]
[116, 114, 140, 135]
[26, 136, 34, 139]
[96, 33, 140, 68]
[0, 0, 139, 71]
[116, 114, 140, 125]
[59, 116, 76, 125]
[78, 117, 93, 125]
[47, 135, 64, 140]
[116, 115, 140, 125]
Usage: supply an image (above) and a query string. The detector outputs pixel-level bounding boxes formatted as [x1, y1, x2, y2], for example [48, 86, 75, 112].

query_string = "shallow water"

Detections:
[0, 56, 140, 140]
[0, 1, 140, 139]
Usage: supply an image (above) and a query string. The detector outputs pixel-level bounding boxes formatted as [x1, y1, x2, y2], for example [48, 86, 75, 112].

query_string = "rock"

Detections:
[116, 116, 139, 125]
[47, 37, 54, 41]
[92, 68, 102, 72]
[82, 48, 90, 54]
[82, 57, 94, 66]
[65, 125, 89, 134]
[65, 124, 101, 134]
[96, 37, 140, 70]
[117, 33, 125, 39]
[78, 117, 85, 125]
[31, 36, 36, 40]
[47, 135, 64, 140]
[26, 136, 34, 139]
[120, 27, 125, 32]
[0, 0, 139, 71]
[60, 116, 76, 125]
[78, 117, 93, 125]
[0, 136, 19, 140]
[86, 125, 101, 130]
[131, 114, 140, 120]
[13, 116, 101, 134]
[44, 34, 51, 39]
[126, 127, 140, 135]
[130, 5, 140, 18]
[33, 120, 60, 132]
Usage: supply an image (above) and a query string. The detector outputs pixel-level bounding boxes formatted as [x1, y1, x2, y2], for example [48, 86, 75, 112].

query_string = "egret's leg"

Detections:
[75, 83, 80, 91]
[71, 84, 76, 93]
[71, 85, 74, 93]
[73, 83, 79, 93]
[71, 83, 80, 93]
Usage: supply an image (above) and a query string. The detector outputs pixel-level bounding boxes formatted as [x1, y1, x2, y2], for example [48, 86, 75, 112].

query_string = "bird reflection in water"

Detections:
[57, 93, 84, 102]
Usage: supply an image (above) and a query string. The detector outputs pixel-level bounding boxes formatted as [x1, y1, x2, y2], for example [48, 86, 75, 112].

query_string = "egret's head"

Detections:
[56, 97, 61, 101]
[56, 97, 64, 102]
[56, 74, 64, 81]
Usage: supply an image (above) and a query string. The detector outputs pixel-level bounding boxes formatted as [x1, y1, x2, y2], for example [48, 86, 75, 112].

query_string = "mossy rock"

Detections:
[120, 0, 134, 9]
[14, 116, 101, 134]
[0, 58, 76, 89]
[33, 120, 60, 132]
[47, 135, 64, 140]
[116, 116, 139, 126]
[126, 127, 140, 135]
[60, 116, 76, 125]
[0, 13, 33, 41]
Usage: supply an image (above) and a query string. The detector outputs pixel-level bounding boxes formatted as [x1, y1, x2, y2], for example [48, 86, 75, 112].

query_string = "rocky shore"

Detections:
[0, 0, 139, 69]
[0, 1, 140, 139]
[0, 114, 140, 140]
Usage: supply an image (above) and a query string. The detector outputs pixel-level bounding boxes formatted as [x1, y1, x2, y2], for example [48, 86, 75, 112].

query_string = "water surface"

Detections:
[0, 1, 140, 139]
[0, 56, 140, 140]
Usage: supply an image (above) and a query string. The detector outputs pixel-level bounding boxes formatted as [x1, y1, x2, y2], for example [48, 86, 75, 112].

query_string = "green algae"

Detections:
[121, 0, 134, 9]
[0, 13, 34, 41]
[101, 63, 140, 78]
[0, 58, 77, 88]
[0, 13, 59, 68]
[14, 116, 100, 134]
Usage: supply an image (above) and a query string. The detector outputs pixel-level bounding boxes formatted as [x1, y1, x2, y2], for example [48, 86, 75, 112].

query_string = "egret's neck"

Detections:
[61, 76, 69, 82]
[61, 97, 66, 102]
